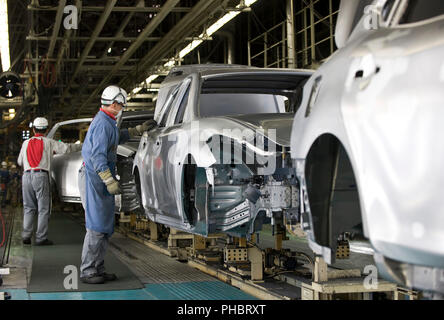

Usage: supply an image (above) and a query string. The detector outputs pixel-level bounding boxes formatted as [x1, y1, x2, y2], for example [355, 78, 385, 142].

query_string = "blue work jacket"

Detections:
[81, 110, 129, 234]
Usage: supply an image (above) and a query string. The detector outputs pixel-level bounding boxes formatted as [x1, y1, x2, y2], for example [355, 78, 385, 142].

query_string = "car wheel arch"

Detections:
[181, 154, 201, 227]
[303, 133, 367, 257]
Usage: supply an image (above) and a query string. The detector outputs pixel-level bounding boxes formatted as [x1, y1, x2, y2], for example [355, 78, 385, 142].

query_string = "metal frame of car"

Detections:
[134, 65, 312, 239]
[49, 111, 153, 208]
[291, 0, 444, 294]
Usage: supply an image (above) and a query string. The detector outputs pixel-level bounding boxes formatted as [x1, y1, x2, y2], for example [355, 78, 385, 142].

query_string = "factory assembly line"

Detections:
[0, 0, 443, 304]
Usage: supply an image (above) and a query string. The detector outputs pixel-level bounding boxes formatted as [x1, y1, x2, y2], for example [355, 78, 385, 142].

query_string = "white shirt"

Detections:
[17, 135, 82, 172]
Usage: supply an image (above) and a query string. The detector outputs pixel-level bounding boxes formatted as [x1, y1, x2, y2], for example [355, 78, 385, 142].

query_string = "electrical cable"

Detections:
[248, 240, 316, 281]
[265, 270, 296, 279]
[23, 59, 39, 94]
[4, 206, 17, 266]
[33, 25, 54, 36]
[40, 57, 57, 88]
[0, 207, 5, 248]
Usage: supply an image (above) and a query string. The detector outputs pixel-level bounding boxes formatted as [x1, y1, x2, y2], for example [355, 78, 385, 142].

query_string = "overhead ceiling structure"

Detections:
[16, 0, 258, 121]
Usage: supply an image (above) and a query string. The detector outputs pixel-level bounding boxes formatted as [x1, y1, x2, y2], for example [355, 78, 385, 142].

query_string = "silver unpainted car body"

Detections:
[49, 111, 153, 212]
[134, 65, 312, 238]
[291, 0, 444, 293]
[48, 118, 92, 203]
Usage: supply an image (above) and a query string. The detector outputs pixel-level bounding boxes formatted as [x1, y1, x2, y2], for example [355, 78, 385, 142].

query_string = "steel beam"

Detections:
[55, 29, 73, 74]
[27, 5, 191, 13]
[118, 0, 224, 90]
[47, 0, 66, 58]
[60, 0, 117, 101]
[130, 94, 155, 99]
[11, 49, 25, 69]
[57, 83, 161, 89]
[55, 0, 82, 74]
[286, 0, 296, 68]
[26, 58, 141, 63]
[100, 0, 144, 59]
[126, 102, 154, 107]
[310, 0, 316, 62]
[26, 36, 202, 42]
[79, 65, 134, 71]
[76, 0, 181, 116]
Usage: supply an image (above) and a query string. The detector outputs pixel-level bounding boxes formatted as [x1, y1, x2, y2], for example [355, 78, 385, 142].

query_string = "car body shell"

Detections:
[134, 66, 312, 237]
[291, 0, 444, 292]
[48, 111, 153, 211]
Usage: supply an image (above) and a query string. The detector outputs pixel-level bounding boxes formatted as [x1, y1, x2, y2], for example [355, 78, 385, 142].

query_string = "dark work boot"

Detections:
[22, 238, 31, 245]
[35, 239, 54, 246]
[100, 273, 117, 281]
[80, 274, 106, 284]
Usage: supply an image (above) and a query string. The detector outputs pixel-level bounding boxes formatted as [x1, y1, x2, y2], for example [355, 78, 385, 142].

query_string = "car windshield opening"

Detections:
[120, 116, 154, 141]
[52, 122, 90, 144]
[399, 0, 444, 24]
[199, 93, 287, 118]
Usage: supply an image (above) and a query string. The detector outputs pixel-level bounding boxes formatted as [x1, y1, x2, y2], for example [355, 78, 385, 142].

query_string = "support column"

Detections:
[248, 246, 263, 281]
[303, 5, 308, 67]
[130, 214, 136, 228]
[149, 221, 158, 241]
[193, 235, 207, 251]
[286, 0, 295, 68]
[310, 0, 316, 64]
[314, 256, 328, 282]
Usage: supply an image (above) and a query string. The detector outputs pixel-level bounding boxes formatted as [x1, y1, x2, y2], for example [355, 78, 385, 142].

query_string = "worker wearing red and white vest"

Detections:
[17, 117, 82, 246]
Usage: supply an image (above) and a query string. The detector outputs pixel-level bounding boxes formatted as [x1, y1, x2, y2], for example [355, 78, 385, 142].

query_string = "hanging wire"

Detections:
[40, 57, 57, 88]
[0, 208, 5, 248]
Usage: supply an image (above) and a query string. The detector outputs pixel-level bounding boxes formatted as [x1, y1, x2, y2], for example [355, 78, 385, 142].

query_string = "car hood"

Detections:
[219, 113, 294, 146]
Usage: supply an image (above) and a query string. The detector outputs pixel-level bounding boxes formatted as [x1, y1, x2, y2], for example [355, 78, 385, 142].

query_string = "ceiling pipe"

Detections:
[217, 30, 235, 64]
[100, 0, 145, 59]
[27, 5, 191, 13]
[47, 0, 66, 58]
[76, 0, 181, 116]
[55, 0, 82, 75]
[27, 36, 200, 42]
[118, 0, 223, 90]
[60, 0, 117, 102]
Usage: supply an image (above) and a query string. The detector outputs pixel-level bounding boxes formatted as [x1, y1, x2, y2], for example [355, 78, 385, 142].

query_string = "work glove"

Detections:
[70, 143, 83, 152]
[128, 120, 157, 138]
[98, 168, 121, 195]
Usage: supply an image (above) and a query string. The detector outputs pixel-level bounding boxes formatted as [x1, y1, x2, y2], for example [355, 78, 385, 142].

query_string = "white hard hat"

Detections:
[101, 85, 127, 107]
[1, 161, 7, 167]
[11, 164, 16, 169]
[33, 117, 49, 130]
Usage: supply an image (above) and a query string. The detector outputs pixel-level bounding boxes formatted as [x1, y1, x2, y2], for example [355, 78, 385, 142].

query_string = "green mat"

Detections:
[27, 212, 144, 293]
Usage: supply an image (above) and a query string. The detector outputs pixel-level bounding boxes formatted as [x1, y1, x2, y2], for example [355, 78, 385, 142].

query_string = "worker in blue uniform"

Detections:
[79, 85, 156, 284]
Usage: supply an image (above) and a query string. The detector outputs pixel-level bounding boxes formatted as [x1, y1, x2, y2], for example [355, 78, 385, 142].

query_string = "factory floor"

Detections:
[0, 205, 256, 300]
[1, 205, 377, 300]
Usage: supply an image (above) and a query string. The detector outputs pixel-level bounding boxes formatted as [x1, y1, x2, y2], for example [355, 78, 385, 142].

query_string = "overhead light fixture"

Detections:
[163, 0, 258, 68]
[145, 74, 159, 84]
[134, 74, 160, 89]
[0, 0, 10, 72]
[107, 47, 112, 54]
[129, 74, 161, 100]
[129, 0, 259, 94]
[131, 87, 142, 95]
